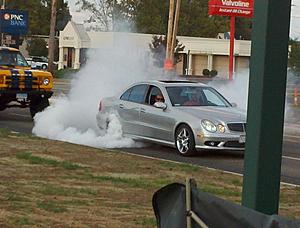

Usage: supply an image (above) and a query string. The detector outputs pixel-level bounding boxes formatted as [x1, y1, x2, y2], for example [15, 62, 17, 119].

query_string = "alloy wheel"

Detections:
[176, 128, 190, 154]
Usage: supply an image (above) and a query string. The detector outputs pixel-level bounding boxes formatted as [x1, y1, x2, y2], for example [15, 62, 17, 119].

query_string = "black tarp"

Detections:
[152, 183, 300, 228]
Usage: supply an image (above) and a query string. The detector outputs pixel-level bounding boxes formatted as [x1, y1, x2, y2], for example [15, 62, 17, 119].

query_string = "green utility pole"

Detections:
[242, 0, 292, 214]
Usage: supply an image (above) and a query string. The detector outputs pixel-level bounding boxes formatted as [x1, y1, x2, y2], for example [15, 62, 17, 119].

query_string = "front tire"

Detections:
[175, 124, 196, 156]
[30, 97, 49, 118]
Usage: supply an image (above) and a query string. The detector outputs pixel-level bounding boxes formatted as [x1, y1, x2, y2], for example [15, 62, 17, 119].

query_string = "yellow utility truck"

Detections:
[0, 47, 53, 117]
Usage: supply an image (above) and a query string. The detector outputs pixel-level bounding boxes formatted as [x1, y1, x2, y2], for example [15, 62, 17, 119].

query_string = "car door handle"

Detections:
[140, 108, 146, 113]
[119, 104, 124, 109]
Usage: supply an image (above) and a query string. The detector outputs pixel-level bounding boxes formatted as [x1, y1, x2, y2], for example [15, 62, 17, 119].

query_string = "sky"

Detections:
[68, 0, 300, 39]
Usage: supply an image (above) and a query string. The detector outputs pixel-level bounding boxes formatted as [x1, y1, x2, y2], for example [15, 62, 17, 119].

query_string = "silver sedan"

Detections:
[96, 80, 246, 156]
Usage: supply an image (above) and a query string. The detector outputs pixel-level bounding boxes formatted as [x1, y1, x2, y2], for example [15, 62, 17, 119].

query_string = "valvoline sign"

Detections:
[0, 9, 28, 34]
[208, 0, 254, 18]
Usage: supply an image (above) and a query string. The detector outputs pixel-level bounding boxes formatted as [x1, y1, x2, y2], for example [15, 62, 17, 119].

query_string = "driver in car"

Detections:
[155, 94, 165, 103]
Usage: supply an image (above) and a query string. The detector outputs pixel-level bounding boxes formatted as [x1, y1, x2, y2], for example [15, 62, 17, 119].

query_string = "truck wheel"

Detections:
[30, 97, 49, 118]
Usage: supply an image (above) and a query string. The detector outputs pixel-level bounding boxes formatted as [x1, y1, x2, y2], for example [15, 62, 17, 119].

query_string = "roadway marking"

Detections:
[284, 134, 300, 139]
[282, 155, 300, 161]
[118, 150, 300, 187]
[10, 112, 30, 118]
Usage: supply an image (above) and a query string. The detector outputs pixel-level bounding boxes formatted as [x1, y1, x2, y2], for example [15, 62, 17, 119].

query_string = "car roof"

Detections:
[0, 46, 19, 52]
[139, 80, 208, 87]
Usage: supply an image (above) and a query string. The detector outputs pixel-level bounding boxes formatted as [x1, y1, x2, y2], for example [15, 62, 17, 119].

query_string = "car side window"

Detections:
[147, 86, 163, 105]
[128, 84, 148, 104]
[120, 88, 132, 101]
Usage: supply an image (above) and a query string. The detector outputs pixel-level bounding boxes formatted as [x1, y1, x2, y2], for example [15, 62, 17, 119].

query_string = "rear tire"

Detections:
[175, 124, 196, 156]
[30, 97, 49, 118]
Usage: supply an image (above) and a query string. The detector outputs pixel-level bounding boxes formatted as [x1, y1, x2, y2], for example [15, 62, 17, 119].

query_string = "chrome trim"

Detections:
[195, 145, 244, 151]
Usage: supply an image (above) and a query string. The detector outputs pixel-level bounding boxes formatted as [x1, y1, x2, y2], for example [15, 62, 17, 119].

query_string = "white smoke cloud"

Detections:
[208, 70, 300, 135]
[208, 71, 249, 111]
[32, 35, 164, 148]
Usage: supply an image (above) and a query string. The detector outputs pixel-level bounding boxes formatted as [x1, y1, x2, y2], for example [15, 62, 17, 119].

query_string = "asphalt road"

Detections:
[1, 107, 300, 186]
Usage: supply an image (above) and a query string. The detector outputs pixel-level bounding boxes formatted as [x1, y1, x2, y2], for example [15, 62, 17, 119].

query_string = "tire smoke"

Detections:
[32, 35, 164, 148]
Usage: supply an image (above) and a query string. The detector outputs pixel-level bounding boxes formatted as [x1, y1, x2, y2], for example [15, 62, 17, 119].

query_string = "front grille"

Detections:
[224, 141, 245, 148]
[5, 70, 38, 90]
[227, 123, 246, 132]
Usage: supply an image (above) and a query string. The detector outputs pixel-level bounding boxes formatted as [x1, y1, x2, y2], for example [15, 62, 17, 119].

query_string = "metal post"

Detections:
[242, 0, 292, 214]
[186, 178, 192, 228]
[165, 0, 175, 70]
[48, 0, 58, 73]
[186, 178, 209, 228]
[229, 16, 235, 80]
[170, 0, 181, 63]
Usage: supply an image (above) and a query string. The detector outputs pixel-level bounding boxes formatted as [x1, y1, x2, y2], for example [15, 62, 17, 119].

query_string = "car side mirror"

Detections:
[231, 102, 237, 107]
[154, 102, 167, 110]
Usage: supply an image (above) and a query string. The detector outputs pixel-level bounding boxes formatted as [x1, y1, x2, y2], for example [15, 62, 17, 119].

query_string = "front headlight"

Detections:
[201, 119, 217, 133]
[43, 78, 50, 86]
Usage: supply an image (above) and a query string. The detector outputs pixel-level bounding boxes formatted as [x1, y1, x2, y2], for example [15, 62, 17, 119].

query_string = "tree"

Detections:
[56, 0, 72, 31]
[27, 38, 48, 57]
[75, 0, 253, 38]
[5, 0, 71, 35]
[118, 0, 230, 37]
[75, 0, 136, 31]
[235, 17, 252, 40]
[149, 35, 185, 67]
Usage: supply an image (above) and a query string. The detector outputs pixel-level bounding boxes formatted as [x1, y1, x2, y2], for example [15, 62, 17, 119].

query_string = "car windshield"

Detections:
[166, 86, 231, 107]
[0, 50, 29, 67]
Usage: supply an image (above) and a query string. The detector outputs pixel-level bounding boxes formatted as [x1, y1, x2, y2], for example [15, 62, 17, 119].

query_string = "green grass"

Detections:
[199, 185, 241, 198]
[53, 69, 79, 78]
[0, 128, 10, 137]
[161, 161, 202, 172]
[135, 217, 157, 226]
[37, 201, 67, 213]
[87, 173, 171, 189]
[39, 185, 97, 196]
[231, 178, 243, 187]
[5, 192, 28, 202]
[61, 199, 90, 206]
[16, 152, 81, 170]
[11, 216, 33, 226]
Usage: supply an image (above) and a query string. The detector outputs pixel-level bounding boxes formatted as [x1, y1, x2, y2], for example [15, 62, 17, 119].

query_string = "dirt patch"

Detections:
[0, 131, 299, 227]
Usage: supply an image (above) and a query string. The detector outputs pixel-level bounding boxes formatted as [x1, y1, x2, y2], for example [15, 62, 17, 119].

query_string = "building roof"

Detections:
[72, 22, 90, 42]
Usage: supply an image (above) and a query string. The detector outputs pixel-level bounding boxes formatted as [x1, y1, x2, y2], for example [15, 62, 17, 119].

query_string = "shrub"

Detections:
[202, 69, 210, 76]
[210, 69, 218, 77]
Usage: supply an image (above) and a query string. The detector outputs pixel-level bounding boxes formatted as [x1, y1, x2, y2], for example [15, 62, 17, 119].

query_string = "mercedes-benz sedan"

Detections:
[96, 80, 246, 156]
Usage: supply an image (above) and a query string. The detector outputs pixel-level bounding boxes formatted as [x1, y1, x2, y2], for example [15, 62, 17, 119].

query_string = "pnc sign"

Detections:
[0, 9, 28, 34]
[208, 0, 254, 18]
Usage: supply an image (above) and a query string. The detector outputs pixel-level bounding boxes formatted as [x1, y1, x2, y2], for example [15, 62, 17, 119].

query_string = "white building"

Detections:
[59, 21, 251, 78]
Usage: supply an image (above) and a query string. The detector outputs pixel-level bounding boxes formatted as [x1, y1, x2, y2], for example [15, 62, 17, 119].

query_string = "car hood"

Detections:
[176, 106, 246, 123]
